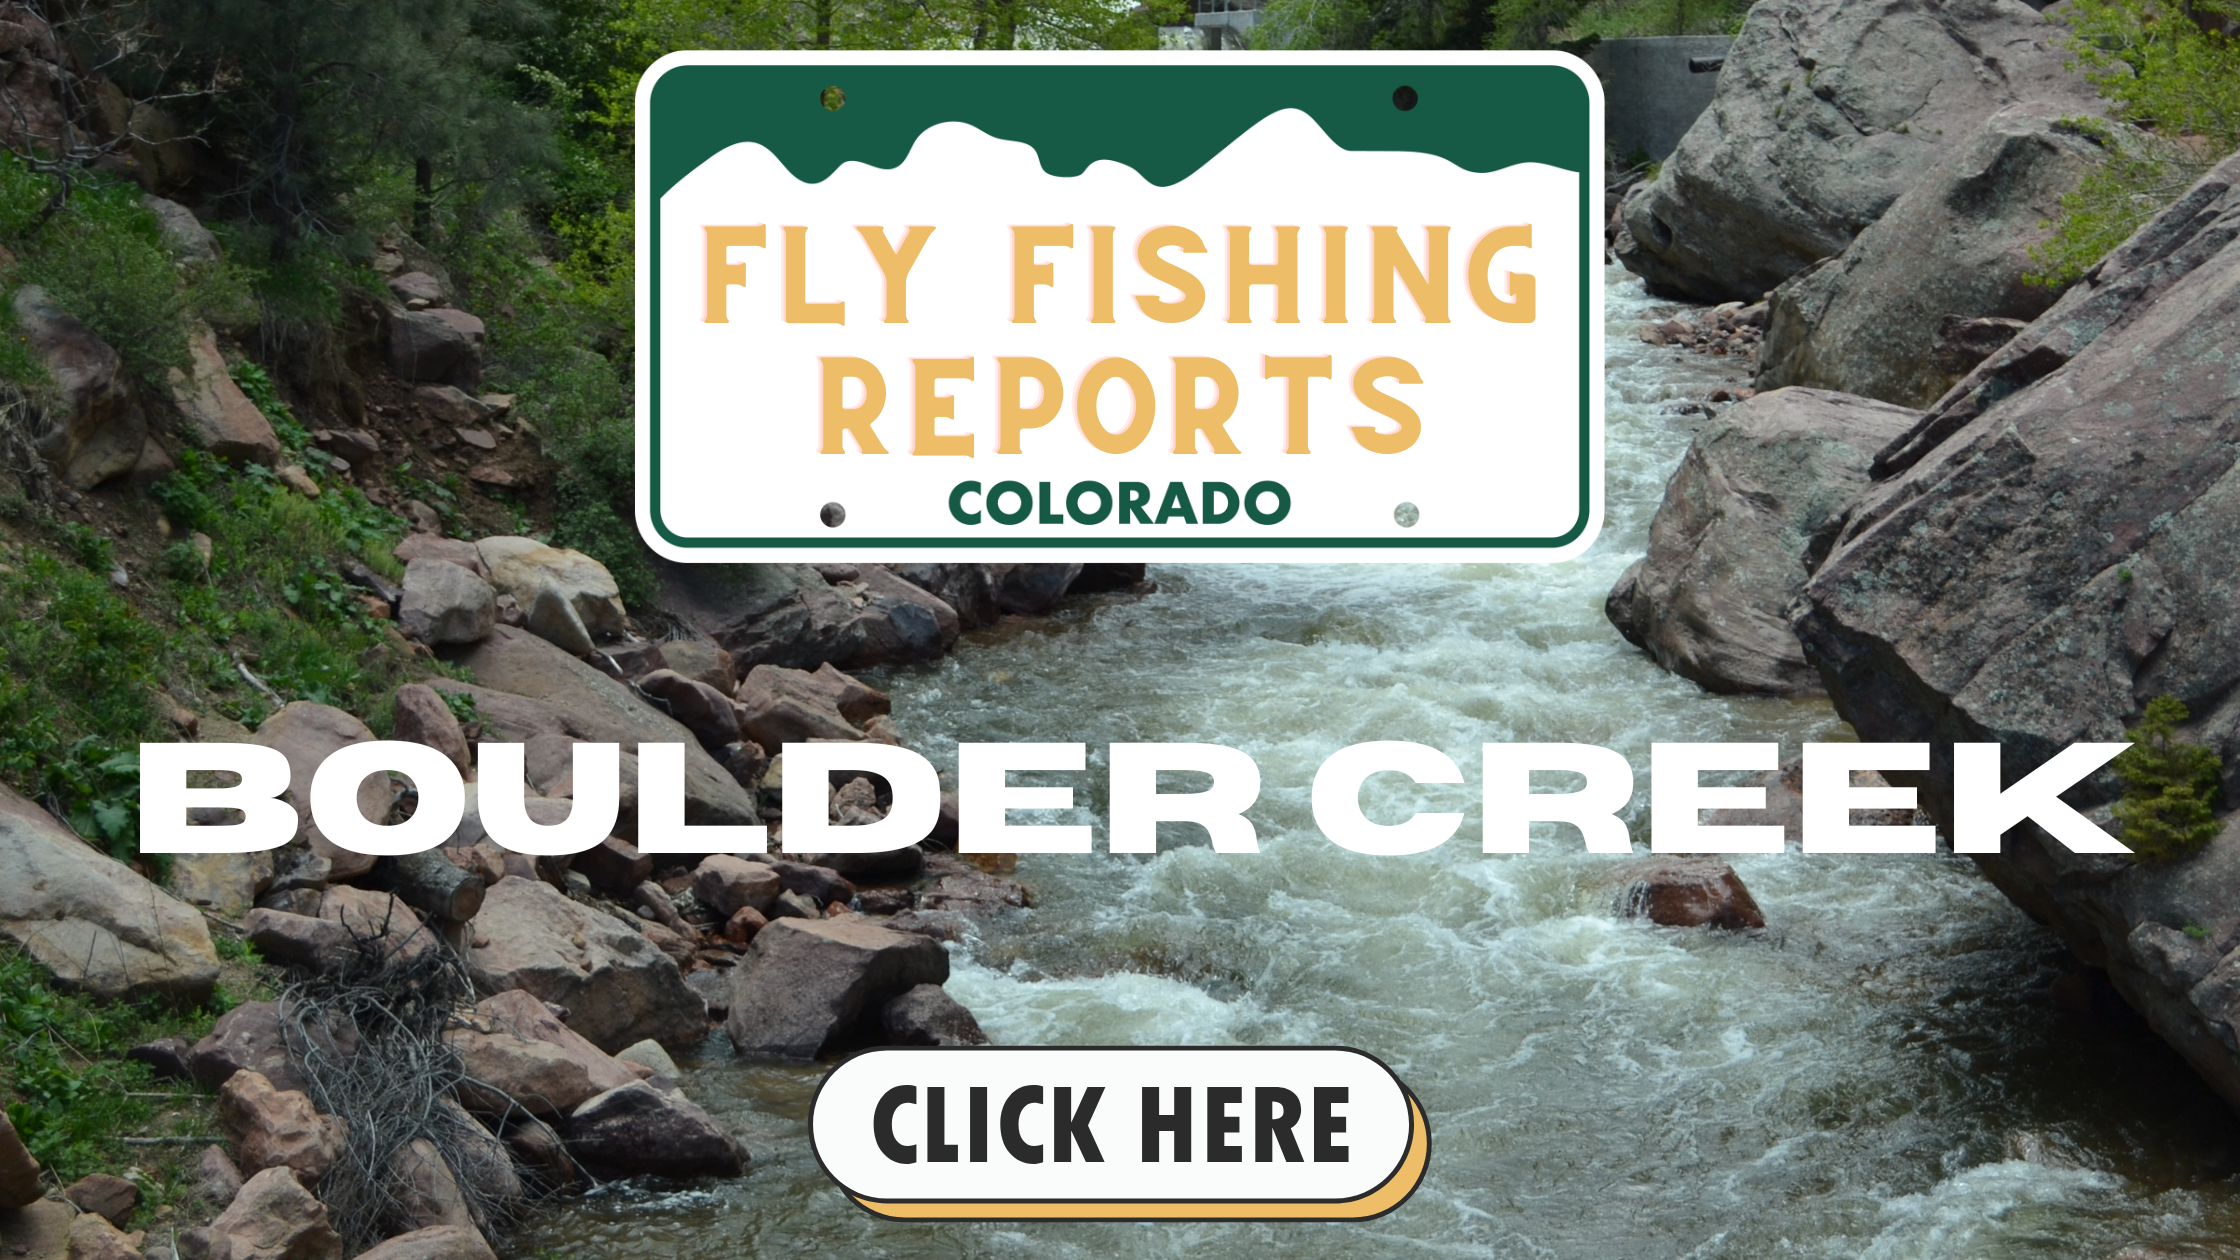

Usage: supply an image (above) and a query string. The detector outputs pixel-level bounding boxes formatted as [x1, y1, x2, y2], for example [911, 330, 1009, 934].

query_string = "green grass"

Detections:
[0, 944, 256, 1211]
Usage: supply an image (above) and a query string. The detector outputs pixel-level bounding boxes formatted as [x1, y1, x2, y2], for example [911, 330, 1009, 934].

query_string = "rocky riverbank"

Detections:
[1610, 0, 2240, 1123]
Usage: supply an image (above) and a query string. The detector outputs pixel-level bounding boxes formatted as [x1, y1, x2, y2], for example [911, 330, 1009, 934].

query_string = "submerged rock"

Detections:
[1604, 859, 1767, 931]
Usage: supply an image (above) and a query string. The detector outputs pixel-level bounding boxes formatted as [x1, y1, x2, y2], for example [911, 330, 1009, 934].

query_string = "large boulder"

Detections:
[886, 563, 1002, 629]
[1796, 149, 2240, 819]
[246, 701, 392, 880]
[634, 668, 740, 748]
[13, 285, 145, 489]
[563, 1081, 747, 1179]
[391, 683, 470, 775]
[883, 984, 990, 1046]
[1607, 387, 1921, 696]
[398, 557, 496, 646]
[658, 562, 957, 674]
[0, 782, 220, 1003]
[1615, 0, 2098, 302]
[433, 625, 759, 829]
[1792, 152, 2240, 1108]
[471, 989, 642, 1089]
[168, 323, 280, 464]
[734, 662, 892, 749]
[475, 537, 627, 655]
[180, 1166, 343, 1260]
[448, 1026, 603, 1119]
[465, 877, 707, 1052]
[725, 918, 950, 1059]
[1756, 104, 2113, 408]
[991, 562, 1084, 615]
[387, 308, 485, 391]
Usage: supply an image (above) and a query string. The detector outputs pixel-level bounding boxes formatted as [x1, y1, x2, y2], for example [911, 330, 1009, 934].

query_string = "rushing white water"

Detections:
[521, 267, 2240, 1260]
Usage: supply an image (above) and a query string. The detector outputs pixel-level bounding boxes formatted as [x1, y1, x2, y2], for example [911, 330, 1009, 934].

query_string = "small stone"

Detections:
[108, 564, 127, 589]
[404, 500, 442, 533]
[275, 464, 320, 498]
[455, 428, 497, 451]
[467, 464, 514, 488]
[64, 1173, 139, 1227]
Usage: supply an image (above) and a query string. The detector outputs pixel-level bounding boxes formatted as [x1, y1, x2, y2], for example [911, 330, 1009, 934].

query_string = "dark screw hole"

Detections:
[820, 502, 846, 528]
[821, 85, 845, 111]
[1393, 85, 1418, 112]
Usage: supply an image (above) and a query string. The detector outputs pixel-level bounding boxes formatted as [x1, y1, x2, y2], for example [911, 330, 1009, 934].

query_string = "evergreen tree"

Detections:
[2113, 695, 2225, 860]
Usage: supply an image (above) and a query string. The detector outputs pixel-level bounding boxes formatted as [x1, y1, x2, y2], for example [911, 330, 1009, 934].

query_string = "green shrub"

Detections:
[14, 178, 193, 380]
[2031, 0, 2240, 287]
[2113, 695, 2225, 860]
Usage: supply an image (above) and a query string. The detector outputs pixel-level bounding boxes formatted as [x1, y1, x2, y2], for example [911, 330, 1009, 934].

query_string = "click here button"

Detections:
[810, 1046, 1430, 1220]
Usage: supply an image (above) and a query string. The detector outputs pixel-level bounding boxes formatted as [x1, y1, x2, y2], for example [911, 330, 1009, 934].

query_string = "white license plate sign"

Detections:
[638, 53, 1603, 562]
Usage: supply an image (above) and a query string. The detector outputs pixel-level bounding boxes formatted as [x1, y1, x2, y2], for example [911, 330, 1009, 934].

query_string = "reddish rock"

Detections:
[636, 668, 741, 748]
[63, 1173, 139, 1227]
[218, 1069, 347, 1183]
[0, 1108, 41, 1209]
[722, 905, 769, 945]
[692, 855, 781, 919]
[725, 918, 950, 1059]
[392, 683, 470, 774]
[1605, 860, 1766, 931]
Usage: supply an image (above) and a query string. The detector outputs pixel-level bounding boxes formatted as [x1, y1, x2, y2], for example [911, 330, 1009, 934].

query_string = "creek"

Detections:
[519, 265, 2240, 1259]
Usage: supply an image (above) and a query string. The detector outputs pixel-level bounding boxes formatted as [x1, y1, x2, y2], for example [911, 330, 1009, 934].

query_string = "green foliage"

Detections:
[2030, 0, 2240, 287]
[1255, 0, 1746, 50]
[146, 0, 557, 245]
[0, 945, 228, 1193]
[6, 175, 193, 380]
[229, 360, 313, 450]
[0, 548, 168, 859]
[441, 688, 480, 726]
[2113, 695, 2225, 860]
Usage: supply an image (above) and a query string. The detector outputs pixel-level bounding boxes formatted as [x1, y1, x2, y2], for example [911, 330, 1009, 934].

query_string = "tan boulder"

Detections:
[390, 1138, 475, 1234]
[170, 850, 277, 920]
[185, 1166, 342, 1260]
[218, 1069, 347, 1183]
[0, 781, 219, 1004]
[448, 1027, 601, 1119]
[475, 537, 627, 654]
[14, 285, 144, 489]
[63, 1212, 141, 1260]
[246, 701, 392, 880]
[725, 918, 949, 1060]
[466, 879, 706, 1051]
[167, 322, 279, 465]
[62, 1172, 138, 1227]
[691, 855, 780, 919]
[349, 1225, 496, 1260]
[391, 683, 470, 775]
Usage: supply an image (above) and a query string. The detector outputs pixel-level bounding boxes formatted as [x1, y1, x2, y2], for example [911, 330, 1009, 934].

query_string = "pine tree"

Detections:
[2113, 695, 2225, 860]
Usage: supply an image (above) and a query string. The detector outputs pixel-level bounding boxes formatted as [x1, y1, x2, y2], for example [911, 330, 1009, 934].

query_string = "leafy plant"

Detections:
[2029, 0, 2240, 287]
[2113, 695, 2225, 860]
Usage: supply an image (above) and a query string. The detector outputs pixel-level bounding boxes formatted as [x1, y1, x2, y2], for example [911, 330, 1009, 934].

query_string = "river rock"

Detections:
[466, 876, 707, 1051]
[992, 562, 1084, 614]
[349, 1226, 497, 1260]
[726, 918, 950, 1059]
[14, 285, 145, 489]
[575, 837, 652, 897]
[475, 537, 627, 654]
[62, 1173, 138, 1227]
[392, 683, 470, 774]
[0, 781, 220, 1003]
[171, 850, 277, 919]
[185, 1166, 343, 1260]
[246, 701, 392, 880]
[0, 1109, 39, 1209]
[883, 984, 989, 1046]
[198, 1144, 246, 1206]
[473, 989, 642, 1089]
[657, 561, 957, 674]
[1606, 387, 1922, 696]
[168, 323, 280, 465]
[734, 662, 891, 749]
[691, 855, 780, 918]
[218, 1069, 347, 1184]
[635, 668, 740, 748]
[388, 307, 485, 391]
[1615, 0, 2099, 302]
[764, 859, 855, 907]
[658, 640, 735, 692]
[398, 557, 496, 646]
[434, 625, 759, 830]
[563, 1081, 747, 1179]
[188, 1000, 361, 1094]
[389, 1138, 475, 1234]
[1755, 104, 2112, 408]
[63, 1212, 140, 1260]
[886, 563, 1003, 629]
[1605, 859, 1767, 931]
[450, 1025, 602, 1119]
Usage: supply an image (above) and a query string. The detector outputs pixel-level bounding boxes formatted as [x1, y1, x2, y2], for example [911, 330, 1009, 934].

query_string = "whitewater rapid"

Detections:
[520, 266, 2240, 1260]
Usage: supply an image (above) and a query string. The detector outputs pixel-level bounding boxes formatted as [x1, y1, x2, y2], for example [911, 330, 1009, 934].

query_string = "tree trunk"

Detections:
[372, 849, 487, 923]
[413, 156, 434, 241]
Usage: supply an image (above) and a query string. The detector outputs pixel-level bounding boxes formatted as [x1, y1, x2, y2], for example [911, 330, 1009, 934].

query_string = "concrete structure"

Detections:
[1159, 0, 1260, 49]
[1585, 36, 1733, 164]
